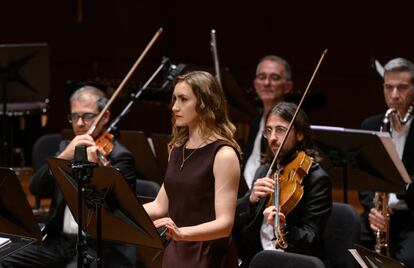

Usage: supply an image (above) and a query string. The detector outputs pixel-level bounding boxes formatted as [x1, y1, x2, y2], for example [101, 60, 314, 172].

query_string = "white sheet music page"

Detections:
[0, 236, 11, 248]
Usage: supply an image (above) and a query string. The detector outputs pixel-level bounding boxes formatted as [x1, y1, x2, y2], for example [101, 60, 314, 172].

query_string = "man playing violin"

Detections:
[234, 102, 332, 267]
[2, 86, 139, 267]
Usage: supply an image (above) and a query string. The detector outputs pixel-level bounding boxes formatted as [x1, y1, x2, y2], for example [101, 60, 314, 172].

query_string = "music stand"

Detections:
[0, 43, 50, 166]
[0, 168, 41, 242]
[349, 244, 405, 268]
[311, 125, 411, 202]
[0, 43, 49, 105]
[0, 168, 41, 261]
[47, 158, 167, 265]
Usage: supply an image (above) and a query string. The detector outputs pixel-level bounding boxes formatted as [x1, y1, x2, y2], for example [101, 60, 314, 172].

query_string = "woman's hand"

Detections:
[153, 217, 183, 241]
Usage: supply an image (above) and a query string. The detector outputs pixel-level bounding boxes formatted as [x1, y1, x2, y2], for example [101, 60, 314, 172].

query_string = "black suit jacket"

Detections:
[233, 161, 332, 265]
[29, 139, 137, 235]
[360, 114, 414, 213]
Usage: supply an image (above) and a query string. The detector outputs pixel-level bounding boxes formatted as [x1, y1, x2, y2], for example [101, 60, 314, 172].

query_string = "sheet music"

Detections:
[0, 236, 11, 249]
[351, 244, 406, 268]
[349, 249, 369, 268]
[378, 136, 411, 184]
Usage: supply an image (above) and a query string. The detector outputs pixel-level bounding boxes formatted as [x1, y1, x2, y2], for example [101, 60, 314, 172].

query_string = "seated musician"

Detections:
[233, 101, 332, 267]
[2, 86, 139, 268]
[359, 58, 414, 267]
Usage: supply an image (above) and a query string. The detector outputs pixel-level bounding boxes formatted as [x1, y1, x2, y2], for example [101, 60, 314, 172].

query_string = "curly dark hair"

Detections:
[262, 101, 320, 163]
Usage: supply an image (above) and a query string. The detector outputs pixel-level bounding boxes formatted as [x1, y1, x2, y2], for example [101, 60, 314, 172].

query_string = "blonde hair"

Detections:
[168, 71, 241, 154]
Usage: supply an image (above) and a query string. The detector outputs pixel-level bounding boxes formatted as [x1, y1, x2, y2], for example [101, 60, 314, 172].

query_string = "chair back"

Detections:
[249, 250, 325, 268]
[324, 202, 361, 268]
[32, 133, 61, 171]
[136, 179, 160, 199]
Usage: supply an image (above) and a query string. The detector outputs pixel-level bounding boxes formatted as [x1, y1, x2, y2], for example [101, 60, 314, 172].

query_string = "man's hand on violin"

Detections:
[263, 205, 286, 226]
[368, 207, 387, 232]
[249, 177, 275, 204]
[86, 145, 101, 163]
[87, 145, 111, 166]
[58, 134, 96, 160]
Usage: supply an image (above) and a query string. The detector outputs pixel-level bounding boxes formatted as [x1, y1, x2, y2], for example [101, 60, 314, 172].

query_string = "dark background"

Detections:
[1, 0, 413, 165]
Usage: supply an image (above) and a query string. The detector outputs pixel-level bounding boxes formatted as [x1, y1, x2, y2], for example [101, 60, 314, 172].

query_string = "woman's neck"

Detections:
[187, 126, 212, 148]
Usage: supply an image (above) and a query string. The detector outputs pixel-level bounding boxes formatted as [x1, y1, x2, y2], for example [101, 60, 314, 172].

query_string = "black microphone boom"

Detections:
[162, 63, 187, 90]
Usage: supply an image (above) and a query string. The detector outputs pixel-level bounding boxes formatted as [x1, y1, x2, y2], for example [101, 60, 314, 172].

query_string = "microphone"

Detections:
[161, 63, 187, 90]
[161, 56, 171, 68]
[74, 145, 88, 163]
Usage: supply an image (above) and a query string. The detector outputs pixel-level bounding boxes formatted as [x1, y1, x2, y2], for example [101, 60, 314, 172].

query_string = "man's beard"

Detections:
[270, 140, 286, 160]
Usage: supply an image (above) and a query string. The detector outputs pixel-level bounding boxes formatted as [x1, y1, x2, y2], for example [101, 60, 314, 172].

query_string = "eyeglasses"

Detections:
[263, 126, 288, 139]
[255, 73, 284, 82]
[383, 83, 412, 91]
[68, 113, 98, 123]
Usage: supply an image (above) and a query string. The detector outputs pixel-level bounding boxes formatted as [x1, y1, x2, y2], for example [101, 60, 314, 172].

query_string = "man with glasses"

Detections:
[234, 102, 332, 267]
[359, 58, 414, 267]
[2, 86, 139, 267]
[242, 55, 294, 191]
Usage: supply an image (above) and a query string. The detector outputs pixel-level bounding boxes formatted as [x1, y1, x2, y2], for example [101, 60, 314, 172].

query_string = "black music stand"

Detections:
[0, 168, 42, 261]
[0, 43, 50, 166]
[47, 158, 167, 266]
[311, 125, 411, 202]
[349, 244, 405, 268]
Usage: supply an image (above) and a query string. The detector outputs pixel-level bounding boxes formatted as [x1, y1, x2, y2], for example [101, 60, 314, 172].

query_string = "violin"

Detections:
[265, 49, 328, 249]
[87, 28, 163, 165]
[266, 151, 313, 216]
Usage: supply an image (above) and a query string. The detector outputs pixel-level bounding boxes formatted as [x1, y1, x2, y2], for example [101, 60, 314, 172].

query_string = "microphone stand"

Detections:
[71, 145, 98, 267]
[107, 57, 170, 133]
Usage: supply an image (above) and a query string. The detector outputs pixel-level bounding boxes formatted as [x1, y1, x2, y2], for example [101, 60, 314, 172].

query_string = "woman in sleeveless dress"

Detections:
[144, 71, 241, 267]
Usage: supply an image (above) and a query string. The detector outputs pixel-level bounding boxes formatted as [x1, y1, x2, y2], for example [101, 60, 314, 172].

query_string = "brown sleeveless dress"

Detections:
[162, 140, 239, 268]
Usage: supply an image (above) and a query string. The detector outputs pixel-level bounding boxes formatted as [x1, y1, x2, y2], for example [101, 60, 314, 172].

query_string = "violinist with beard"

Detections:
[233, 102, 332, 266]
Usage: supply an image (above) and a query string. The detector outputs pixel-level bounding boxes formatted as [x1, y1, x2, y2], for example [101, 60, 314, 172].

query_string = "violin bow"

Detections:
[87, 27, 163, 136]
[265, 49, 328, 242]
[210, 29, 222, 88]
[266, 49, 328, 177]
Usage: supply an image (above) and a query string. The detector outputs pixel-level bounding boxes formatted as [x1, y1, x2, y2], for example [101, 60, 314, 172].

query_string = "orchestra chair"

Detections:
[136, 179, 160, 199]
[249, 250, 325, 268]
[31, 133, 62, 210]
[32, 133, 62, 172]
[323, 202, 361, 268]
